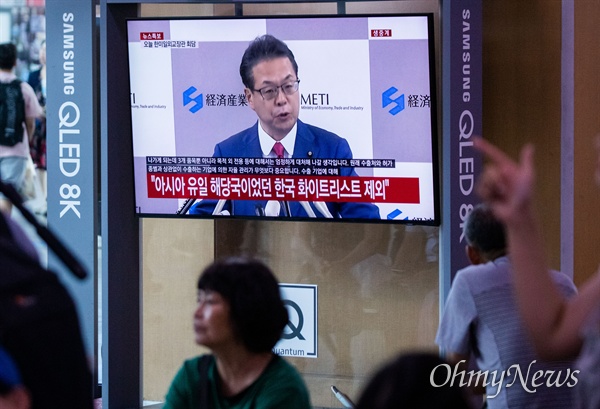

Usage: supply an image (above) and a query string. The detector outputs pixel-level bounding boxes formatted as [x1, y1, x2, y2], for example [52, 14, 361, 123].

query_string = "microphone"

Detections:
[331, 385, 355, 408]
[313, 201, 334, 218]
[176, 198, 196, 214]
[307, 151, 313, 157]
[264, 200, 280, 217]
[280, 200, 291, 217]
[0, 180, 87, 280]
[255, 204, 265, 216]
[212, 199, 227, 216]
[299, 201, 316, 217]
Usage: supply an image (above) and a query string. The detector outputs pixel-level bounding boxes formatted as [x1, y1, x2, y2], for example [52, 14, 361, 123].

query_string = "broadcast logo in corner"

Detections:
[183, 86, 203, 113]
[430, 360, 580, 399]
[370, 29, 393, 38]
[140, 32, 164, 40]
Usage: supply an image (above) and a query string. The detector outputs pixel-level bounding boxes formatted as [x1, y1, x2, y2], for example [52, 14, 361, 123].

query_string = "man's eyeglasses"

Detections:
[252, 79, 300, 101]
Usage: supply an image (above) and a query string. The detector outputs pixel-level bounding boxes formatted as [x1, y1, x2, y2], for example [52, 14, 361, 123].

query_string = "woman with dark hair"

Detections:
[163, 257, 311, 409]
[355, 352, 472, 409]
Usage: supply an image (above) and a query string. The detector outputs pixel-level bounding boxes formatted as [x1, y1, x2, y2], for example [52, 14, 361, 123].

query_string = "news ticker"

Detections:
[146, 156, 396, 177]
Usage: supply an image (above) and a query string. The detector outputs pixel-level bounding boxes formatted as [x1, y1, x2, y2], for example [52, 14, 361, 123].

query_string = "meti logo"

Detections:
[183, 86, 203, 113]
[387, 209, 409, 220]
[382, 86, 405, 115]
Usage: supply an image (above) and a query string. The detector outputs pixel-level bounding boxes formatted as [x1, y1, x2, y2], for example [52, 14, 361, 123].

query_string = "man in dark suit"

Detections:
[189, 34, 380, 219]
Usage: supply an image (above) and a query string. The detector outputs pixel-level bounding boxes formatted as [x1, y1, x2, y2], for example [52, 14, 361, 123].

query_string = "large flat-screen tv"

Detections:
[126, 14, 439, 224]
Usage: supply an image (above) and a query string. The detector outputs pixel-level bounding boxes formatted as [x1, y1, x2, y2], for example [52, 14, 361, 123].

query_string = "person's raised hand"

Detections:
[473, 137, 536, 225]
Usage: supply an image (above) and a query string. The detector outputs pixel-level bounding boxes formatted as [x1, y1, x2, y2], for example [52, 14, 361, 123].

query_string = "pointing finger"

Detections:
[473, 136, 513, 165]
[520, 143, 535, 172]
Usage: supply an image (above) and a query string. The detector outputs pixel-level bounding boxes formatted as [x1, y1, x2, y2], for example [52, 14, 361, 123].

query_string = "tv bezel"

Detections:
[125, 12, 441, 226]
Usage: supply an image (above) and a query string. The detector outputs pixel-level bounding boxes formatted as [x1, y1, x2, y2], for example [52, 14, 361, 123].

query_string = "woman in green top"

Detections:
[163, 257, 311, 409]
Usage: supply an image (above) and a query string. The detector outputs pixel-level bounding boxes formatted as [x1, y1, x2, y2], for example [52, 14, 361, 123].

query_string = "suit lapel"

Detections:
[293, 120, 317, 158]
[242, 122, 265, 157]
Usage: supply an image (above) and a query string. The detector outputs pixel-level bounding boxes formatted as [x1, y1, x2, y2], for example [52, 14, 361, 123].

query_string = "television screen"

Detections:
[126, 14, 439, 224]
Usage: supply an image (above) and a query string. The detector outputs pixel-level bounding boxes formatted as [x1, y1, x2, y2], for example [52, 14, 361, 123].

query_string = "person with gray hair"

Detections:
[462, 203, 507, 263]
[436, 203, 578, 408]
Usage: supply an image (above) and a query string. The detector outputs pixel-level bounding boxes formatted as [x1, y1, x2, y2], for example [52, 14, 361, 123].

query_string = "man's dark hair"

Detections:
[197, 257, 288, 353]
[355, 352, 471, 409]
[464, 203, 507, 260]
[0, 43, 17, 70]
[239, 34, 298, 89]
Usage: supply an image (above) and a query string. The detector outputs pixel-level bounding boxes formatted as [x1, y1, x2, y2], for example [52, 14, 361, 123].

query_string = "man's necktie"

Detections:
[273, 141, 285, 158]
[271, 141, 290, 216]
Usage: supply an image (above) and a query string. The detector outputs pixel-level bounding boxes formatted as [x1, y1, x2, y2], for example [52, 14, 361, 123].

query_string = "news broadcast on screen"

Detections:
[126, 14, 439, 224]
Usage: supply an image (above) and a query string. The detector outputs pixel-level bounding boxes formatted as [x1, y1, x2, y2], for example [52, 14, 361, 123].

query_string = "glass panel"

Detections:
[142, 218, 215, 401]
[140, 3, 235, 17]
[215, 219, 439, 406]
[346, 0, 439, 15]
[243, 2, 337, 16]
[142, 218, 439, 406]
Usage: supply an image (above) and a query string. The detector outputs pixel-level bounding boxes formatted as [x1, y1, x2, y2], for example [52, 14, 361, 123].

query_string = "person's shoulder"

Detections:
[453, 263, 486, 282]
[299, 120, 343, 140]
[224, 124, 256, 140]
[19, 81, 37, 101]
[215, 123, 257, 149]
[0, 75, 25, 94]
[0, 75, 26, 93]
[270, 355, 297, 371]
[180, 354, 214, 373]
[297, 121, 351, 156]
[19, 79, 36, 94]
[169, 354, 214, 385]
[0, 71, 16, 83]
[268, 355, 305, 382]
[183, 354, 213, 364]
[6, 77, 38, 103]
[261, 356, 311, 406]
[452, 260, 509, 290]
[445, 269, 474, 298]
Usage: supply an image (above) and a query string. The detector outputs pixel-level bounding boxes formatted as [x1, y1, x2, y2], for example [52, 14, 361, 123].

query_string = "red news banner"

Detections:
[145, 156, 420, 203]
[147, 174, 420, 204]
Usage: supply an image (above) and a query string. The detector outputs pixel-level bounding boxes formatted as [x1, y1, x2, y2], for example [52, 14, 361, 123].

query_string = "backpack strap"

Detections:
[197, 355, 213, 409]
[0, 79, 25, 147]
